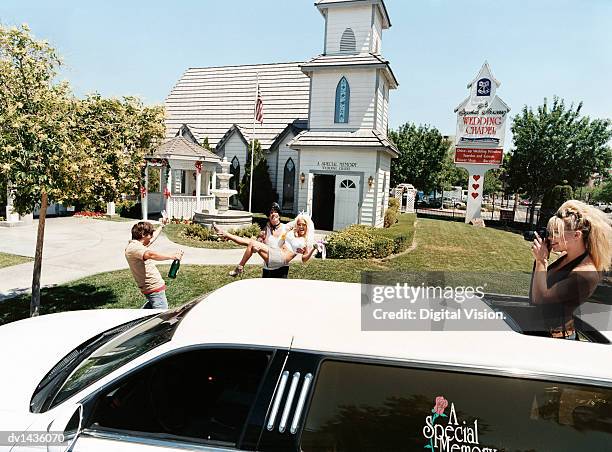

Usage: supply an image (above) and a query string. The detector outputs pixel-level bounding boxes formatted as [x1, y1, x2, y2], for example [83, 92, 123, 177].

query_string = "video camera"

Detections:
[523, 229, 549, 241]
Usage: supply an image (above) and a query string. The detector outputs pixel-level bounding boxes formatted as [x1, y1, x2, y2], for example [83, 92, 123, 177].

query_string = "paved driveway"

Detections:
[0, 217, 261, 300]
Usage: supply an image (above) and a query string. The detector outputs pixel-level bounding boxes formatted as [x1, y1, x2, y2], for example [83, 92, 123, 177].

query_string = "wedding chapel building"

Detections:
[163, 0, 398, 230]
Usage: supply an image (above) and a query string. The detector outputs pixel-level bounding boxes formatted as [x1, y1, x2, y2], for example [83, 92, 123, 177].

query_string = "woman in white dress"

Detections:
[213, 213, 317, 277]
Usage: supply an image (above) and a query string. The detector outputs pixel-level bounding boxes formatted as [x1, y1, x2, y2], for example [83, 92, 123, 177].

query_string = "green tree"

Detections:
[238, 140, 274, 212]
[0, 25, 90, 315]
[389, 123, 450, 193]
[437, 147, 468, 194]
[70, 94, 164, 209]
[507, 97, 612, 222]
[0, 25, 165, 315]
[201, 136, 212, 151]
[592, 180, 612, 203]
[484, 167, 503, 196]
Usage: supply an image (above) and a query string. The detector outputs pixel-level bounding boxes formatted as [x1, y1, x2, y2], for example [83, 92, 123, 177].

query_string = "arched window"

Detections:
[340, 28, 356, 53]
[339, 179, 356, 189]
[282, 158, 295, 210]
[230, 156, 240, 191]
[334, 77, 350, 124]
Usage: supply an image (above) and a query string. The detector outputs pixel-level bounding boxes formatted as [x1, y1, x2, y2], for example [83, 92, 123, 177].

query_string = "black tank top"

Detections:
[541, 251, 590, 333]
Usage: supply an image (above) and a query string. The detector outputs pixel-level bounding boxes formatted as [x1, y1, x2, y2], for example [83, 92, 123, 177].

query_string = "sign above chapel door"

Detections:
[316, 161, 359, 171]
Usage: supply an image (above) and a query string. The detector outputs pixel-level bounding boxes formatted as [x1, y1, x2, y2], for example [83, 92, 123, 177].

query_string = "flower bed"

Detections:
[74, 211, 105, 218]
[168, 217, 193, 225]
[180, 223, 261, 243]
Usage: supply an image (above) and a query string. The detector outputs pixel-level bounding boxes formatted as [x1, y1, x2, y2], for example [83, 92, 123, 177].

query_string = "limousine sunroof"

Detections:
[482, 294, 611, 345]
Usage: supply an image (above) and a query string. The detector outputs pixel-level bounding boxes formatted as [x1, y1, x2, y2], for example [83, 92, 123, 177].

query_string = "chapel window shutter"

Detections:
[340, 28, 356, 53]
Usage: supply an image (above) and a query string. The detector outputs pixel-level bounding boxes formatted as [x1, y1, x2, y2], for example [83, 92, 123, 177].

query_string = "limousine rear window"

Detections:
[300, 360, 612, 451]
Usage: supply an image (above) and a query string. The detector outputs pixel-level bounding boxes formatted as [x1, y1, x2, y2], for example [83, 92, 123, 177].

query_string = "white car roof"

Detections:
[173, 279, 612, 385]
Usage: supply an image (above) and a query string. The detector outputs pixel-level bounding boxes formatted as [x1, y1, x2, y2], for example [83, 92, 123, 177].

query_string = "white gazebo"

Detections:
[142, 136, 221, 220]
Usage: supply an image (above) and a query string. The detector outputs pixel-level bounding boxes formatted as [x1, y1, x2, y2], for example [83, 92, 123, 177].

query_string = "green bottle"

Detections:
[168, 259, 180, 279]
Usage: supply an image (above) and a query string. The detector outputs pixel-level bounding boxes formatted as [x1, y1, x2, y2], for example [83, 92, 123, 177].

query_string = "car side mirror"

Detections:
[47, 403, 83, 452]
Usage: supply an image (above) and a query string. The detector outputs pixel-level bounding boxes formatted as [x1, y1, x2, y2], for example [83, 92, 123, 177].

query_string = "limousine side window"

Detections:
[300, 360, 612, 451]
[86, 348, 271, 448]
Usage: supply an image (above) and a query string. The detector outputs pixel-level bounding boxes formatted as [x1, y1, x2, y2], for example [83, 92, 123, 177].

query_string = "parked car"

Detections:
[425, 198, 442, 208]
[1, 279, 611, 451]
[416, 198, 441, 209]
[594, 202, 612, 213]
[442, 197, 466, 208]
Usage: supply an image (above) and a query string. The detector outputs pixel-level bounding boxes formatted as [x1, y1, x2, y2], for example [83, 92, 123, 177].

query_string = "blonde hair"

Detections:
[293, 213, 315, 247]
[547, 200, 612, 271]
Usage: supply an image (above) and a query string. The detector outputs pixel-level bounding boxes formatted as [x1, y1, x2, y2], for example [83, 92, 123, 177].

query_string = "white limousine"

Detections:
[0, 279, 610, 451]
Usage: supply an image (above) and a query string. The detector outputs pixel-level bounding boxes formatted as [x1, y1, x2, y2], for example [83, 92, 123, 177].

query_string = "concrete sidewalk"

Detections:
[0, 217, 262, 301]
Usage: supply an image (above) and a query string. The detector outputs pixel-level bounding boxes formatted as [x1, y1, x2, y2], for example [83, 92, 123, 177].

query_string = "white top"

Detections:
[284, 232, 306, 253]
[263, 223, 287, 270]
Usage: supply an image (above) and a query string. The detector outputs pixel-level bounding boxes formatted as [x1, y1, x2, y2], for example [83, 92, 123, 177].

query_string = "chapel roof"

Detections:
[289, 129, 398, 156]
[148, 136, 220, 161]
[300, 53, 398, 88]
[165, 62, 310, 151]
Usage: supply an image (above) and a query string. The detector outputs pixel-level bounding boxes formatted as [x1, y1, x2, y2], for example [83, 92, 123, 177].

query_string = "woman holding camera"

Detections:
[531, 200, 612, 339]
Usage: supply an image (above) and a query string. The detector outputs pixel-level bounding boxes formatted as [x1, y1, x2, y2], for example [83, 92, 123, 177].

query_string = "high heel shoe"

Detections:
[212, 222, 227, 240]
[229, 265, 244, 277]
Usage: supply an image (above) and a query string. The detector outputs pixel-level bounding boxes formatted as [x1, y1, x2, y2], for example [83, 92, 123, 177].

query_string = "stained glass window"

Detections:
[334, 77, 350, 124]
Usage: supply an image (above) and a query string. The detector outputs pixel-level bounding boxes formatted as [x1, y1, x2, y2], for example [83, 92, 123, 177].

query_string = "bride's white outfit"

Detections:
[267, 231, 307, 267]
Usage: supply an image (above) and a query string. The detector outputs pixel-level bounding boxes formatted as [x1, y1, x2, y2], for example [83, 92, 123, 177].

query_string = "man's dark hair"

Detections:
[269, 202, 281, 216]
[131, 222, 155, 240]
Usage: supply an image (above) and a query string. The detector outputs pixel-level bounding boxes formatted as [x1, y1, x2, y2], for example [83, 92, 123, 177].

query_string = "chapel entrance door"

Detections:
[311, 174, 335, 231]
[333, 175, 360, 230]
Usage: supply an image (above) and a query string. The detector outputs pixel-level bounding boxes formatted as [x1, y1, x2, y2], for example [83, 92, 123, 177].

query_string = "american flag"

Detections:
[255, 86, 264, 124]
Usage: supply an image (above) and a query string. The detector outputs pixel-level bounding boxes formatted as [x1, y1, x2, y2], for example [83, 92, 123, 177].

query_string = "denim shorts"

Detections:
[142, 290, 168, 309]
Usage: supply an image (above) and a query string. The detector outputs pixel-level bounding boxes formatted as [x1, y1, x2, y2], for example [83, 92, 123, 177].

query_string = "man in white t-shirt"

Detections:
[260, 203, 290, 278]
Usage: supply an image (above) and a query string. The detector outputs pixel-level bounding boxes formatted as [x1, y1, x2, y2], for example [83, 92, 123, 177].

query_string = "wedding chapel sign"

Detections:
[454, 62, 510, 224]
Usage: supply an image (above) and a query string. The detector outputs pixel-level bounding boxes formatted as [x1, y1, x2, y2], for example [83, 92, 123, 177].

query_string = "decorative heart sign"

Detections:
[473, 175, 481, 181]
[471, 192, 479, 199]
[472, 184, 480, 190]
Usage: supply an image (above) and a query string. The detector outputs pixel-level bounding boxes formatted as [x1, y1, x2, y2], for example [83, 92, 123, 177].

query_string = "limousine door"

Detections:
[68, 347, 291, 452]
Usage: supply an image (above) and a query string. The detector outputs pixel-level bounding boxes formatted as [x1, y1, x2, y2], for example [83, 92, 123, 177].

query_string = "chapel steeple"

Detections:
[316, 0, 391, 55]
[289, 0, 399, 230]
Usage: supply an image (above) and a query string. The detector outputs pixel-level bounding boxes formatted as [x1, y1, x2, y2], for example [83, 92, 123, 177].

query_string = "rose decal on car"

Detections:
[433, 396, 448, 415]
[425, 396, 448, 450]
[422, 396, 493, 451]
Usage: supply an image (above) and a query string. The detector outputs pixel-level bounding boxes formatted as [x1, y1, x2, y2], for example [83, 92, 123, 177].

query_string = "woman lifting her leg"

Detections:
[213, 213, 318, 277]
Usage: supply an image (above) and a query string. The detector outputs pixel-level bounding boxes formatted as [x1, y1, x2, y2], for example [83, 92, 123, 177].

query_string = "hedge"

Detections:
[181, 223, 261, 242]
[326, 214, 415, 259]
[384, 197, 400, 228]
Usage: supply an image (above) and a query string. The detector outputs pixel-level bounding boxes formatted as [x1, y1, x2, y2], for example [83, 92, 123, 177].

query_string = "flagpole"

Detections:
[249, 73, 258, 213]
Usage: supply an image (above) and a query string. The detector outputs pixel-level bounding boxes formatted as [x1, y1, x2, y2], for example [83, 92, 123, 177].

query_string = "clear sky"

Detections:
[1, 0, 611, 138]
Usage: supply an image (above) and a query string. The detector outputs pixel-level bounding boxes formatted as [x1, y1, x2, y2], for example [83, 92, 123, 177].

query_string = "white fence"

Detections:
[167, 195, 215, 220]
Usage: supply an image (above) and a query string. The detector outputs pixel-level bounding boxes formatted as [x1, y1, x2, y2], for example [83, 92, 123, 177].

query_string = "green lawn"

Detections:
[387, 218, 533, 295]
[0, 252, 32, 269]
[0, 215, 534, 325]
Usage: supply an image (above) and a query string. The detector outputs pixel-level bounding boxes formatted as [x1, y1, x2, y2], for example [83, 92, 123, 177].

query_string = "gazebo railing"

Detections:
[166, 195, 215, 220]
